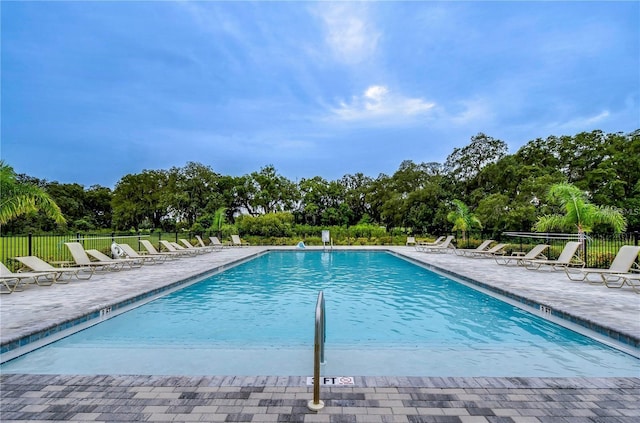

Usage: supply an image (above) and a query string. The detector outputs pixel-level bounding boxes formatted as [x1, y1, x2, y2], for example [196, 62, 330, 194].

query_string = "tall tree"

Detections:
[45, 182, 87, 227]
[165, 162, 221, 228]
[111, 170, 169, 230]
[297, 176, 330, 225]
[339, 173, 373, 225]
[385, 161, 445, 231]
[236, 165, 299, 216]
[444, 133, 508, 182]
[0, 162, 66, 226]
[84, 185, 113, 229]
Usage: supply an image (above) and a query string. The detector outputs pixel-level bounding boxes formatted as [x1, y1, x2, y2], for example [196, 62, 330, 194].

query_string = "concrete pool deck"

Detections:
[1, 246, 639, 422]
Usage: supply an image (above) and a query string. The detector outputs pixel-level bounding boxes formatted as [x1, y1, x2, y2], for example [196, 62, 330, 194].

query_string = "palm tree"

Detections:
[447, 199, 482, 245]
[0, 161, 66, 226]
[211, 206, 227, 237]
[533, 182, 626, 236]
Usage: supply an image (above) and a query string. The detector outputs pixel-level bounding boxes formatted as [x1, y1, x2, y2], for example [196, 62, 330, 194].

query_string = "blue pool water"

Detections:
[2, 251, 639, 376]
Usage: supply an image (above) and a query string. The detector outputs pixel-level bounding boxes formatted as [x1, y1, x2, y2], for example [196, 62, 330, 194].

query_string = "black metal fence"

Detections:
[0, 232, 206, 271]
[2, 230, 639, 271]
[460, 231, 640, 268]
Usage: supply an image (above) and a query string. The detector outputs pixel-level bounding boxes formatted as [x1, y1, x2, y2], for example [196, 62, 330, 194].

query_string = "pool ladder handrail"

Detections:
[308, 290, 326, 411]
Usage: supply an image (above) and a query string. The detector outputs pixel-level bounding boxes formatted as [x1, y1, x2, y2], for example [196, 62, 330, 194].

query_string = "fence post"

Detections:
[76, 232, 81, 244]
[28, 233, 33, 257]
[634, 232, 639, 246]
[580, 232, 588, 268]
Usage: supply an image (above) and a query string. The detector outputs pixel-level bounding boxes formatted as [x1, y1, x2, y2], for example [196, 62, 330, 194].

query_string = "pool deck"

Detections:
[1, 246, 639, 422]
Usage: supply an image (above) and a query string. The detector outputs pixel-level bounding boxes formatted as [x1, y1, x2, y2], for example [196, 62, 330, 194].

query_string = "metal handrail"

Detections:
[308, 290, 326, 411]
[502, 231, 589, 240]
[316, 290, 325, 364]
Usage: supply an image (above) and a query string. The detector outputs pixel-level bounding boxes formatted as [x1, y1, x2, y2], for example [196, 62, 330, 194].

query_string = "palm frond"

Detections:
[212, 207, 227, 232]
[0, 165, 66, 225]
[447, 199, 482, 232]
[593, 205, 627, 233]
[533, 214, 569, 232]
[535, 182, 627, 234]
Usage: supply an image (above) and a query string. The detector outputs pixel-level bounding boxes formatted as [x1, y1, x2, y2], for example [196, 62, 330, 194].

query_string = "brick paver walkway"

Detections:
[1, 375, 639, 422]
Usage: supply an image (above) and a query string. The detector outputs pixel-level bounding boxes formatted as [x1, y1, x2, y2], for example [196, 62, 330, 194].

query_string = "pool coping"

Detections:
[1, 247, 638, 362]
[2, 372, 639, 389]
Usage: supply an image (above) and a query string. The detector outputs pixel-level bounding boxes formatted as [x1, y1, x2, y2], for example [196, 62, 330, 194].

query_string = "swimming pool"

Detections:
[2, 251, 639, 376]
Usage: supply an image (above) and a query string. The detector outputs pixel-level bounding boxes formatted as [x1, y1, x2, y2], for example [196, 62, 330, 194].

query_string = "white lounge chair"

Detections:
[524, 241, 584, 271]
[195, 235, 219, 252]
[1, 262, 57, 293]
[117, 243, 166, 264]
[209, 236, 227, 250]
[565, 245, 640, 283]
[495, 244, 549, 266]
[602, 272, 640, 292]
[65, 242, 124, 272]
[467, 243, 507, 258]
[86, 249, 143, 269]
[406, 236, 417, 246]
[454, 240, 494, 257]
[14, 256, 93, 281]
[140, 240, 181, 260]
[179, 239, 210, 254]
[160, 240, 196, 257]
[230, 235, 250, 247]
[173, 241, 199, 256]
[418, 235, 455, 253]
[415, 236, 445, 251]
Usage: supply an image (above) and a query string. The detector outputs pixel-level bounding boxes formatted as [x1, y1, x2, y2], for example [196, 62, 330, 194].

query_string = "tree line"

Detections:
[2, 129, 639, 237]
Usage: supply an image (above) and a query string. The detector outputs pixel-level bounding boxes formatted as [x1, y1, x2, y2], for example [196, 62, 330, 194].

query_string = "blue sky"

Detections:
[2, 1, 639, 188]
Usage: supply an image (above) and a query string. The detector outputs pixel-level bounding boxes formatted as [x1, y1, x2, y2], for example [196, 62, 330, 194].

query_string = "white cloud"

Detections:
[550, 110, 611, 133]
[313, 3, 380, 64]
[448, 98, 494, 126]
[331, 85, 436, 123]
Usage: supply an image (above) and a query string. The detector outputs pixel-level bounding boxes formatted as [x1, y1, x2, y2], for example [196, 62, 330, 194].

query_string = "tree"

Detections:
[444, 133, 508, 182]
[165, 162, 222, 229]
[447, 199, 482, 243]
[111, 170, 169, 230]
[84, 185, 113, 229]
[45, 182, 88, 228]
[297, 176, 331, 225]
[234, 165, 299, 216]
[533, 182, 626, 235]
[339, 173, 373, 225]
[381, 161, 444, 231]
[0, 161, 66, 226]
[210, 207, 227, 235]
[363, 174, 390, 225]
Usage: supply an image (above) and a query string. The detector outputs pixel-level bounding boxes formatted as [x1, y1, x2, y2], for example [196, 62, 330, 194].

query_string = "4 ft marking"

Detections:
[306, 376, 354, 386]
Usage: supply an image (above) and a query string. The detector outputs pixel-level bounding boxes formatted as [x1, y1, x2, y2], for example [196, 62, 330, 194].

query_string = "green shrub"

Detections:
[349, 223, 387, 239]
[236, 212, 294, 237]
